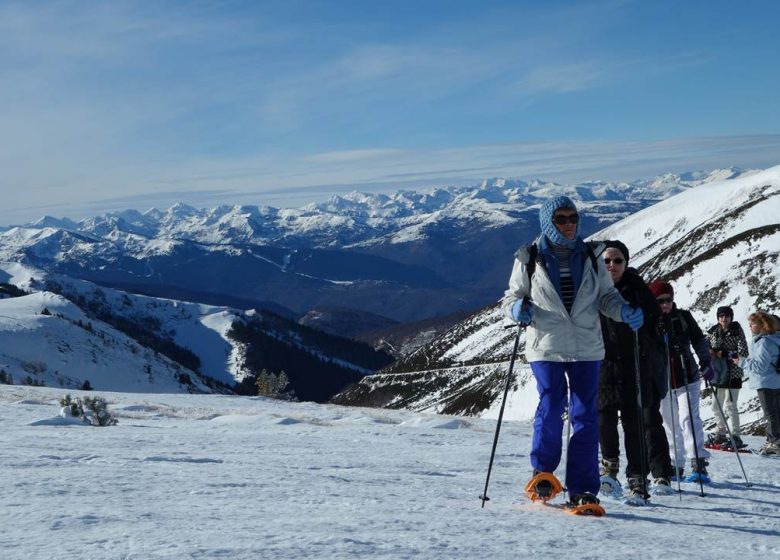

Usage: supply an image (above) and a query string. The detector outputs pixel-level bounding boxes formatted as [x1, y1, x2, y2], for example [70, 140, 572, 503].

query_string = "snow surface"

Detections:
[2, 385, 778, 560]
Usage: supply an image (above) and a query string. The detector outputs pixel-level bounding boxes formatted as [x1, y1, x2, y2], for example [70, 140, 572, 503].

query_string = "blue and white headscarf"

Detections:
[539, 196, 579, 248]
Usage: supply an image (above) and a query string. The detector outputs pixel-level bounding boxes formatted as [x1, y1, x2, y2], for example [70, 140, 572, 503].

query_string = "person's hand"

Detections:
[700, 364, 715, 383]
[511, 300, 535, 325]
[621, 305, 644, 331]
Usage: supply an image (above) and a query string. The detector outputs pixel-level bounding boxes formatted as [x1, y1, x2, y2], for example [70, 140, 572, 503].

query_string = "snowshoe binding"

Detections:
[599, 475, 623, 498]
[524, 471, 563, 503]
[565, 492, 606, 516]
[684, 458, 711, 484]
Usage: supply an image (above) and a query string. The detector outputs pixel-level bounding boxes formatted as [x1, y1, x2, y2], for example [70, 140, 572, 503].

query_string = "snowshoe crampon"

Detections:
[524, 472, 563, 503]
[565, 493, 606, 516]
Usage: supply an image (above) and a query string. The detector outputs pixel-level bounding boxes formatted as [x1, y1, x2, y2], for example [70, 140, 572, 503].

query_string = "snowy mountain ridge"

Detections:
[335, 165, 780, 430]
[0, 168, 756, 324]
[5, 167, 749, 249]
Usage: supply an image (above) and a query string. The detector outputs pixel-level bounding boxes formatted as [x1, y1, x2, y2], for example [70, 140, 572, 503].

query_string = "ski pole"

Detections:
[707, 381, 751, 486]
[665, 335, 683, 500]
[632, 330, 649, 502]
[679, 357, 706, 497]
[480, 321, 524, 507]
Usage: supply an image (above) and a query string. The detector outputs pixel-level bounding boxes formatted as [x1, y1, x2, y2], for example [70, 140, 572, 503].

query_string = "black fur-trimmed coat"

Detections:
[598, 268, 666, 410]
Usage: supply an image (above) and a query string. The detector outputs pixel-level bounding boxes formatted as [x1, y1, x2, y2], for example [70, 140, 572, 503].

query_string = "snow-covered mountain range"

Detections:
[0, 168, 752, 324]
[334, 165, 780, 433]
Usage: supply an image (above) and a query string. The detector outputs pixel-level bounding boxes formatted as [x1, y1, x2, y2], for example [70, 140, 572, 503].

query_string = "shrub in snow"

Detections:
[0, 369, 13, 384]
[255, 370, 295, 400]
[59, 394, 118, 427]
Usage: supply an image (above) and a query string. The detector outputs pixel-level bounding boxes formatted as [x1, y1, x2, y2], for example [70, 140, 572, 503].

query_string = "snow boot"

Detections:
[599, 457, 619, 478]
[721, 435, 746, 451]
[707, 432, 728, 446]
[624, 476, 650, 505]
[599, 457, 622, 497]
[651, 476, 676, 496]
[757, 442, 780, 456]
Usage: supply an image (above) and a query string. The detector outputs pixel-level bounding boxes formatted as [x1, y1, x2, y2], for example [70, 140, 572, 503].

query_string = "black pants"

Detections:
[644, 394, 674, 479]
[600, 385, 673, 479]
[758, 388, 780, 444]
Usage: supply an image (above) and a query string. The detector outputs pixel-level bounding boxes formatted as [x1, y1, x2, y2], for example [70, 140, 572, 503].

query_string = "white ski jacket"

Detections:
[502, 238, 627, 363]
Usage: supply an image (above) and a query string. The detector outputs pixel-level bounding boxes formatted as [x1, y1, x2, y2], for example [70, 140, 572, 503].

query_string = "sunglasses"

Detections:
[657, 296, 673, 304]
[552, 214, 580, 225]
[603, 258, 624, 265]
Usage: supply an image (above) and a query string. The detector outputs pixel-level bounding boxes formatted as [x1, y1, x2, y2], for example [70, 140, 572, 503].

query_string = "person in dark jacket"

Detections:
[597, 241, 675, 500]
[649, 280, 714, 482]
[706, 306, 748, 448]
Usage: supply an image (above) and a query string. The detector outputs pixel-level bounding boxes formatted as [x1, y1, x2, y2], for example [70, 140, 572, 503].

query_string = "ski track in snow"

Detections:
[1, 386, 779, 559]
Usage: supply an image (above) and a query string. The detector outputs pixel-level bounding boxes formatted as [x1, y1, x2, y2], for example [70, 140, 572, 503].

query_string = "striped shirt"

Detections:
[552, 244, 575, 313]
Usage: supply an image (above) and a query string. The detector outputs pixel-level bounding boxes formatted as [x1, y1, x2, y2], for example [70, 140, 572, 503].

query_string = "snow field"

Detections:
[1, 385, 778, 560]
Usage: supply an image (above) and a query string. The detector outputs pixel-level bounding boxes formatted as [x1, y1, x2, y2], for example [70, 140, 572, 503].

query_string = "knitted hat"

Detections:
[717, 306, 734, 319]
[604, 240, 629, 264]
[648, 280, 674, 299]
[539, 196, 578, 248]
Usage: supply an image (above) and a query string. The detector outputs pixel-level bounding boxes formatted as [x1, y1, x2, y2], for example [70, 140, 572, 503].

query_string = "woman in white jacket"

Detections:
[733, 311, 780, 456]
[503, 195, 642, 511]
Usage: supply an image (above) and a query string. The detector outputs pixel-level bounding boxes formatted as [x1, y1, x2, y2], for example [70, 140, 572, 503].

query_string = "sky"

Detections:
[1, 0, 779, 225]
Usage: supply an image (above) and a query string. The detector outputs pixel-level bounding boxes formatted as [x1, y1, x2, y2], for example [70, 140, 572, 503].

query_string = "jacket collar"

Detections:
[538, 234, 586, 255]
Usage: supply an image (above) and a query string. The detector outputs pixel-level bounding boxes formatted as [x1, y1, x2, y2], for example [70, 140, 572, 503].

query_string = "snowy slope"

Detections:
[0, 263, 388, 398]
[0, 384, 777, 560]
[596, 165, 780, 318]
[0, 292, 211, 393]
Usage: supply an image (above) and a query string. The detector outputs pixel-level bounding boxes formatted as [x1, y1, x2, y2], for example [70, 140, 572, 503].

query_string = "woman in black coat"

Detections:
[597, 241, 675, 500]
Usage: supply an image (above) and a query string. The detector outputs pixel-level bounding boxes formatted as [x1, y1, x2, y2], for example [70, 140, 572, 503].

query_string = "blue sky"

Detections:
[1, 0, 779, 224]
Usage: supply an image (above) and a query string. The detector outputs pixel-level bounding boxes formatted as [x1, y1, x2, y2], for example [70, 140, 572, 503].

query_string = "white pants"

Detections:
[711, 387, 741, 436]
[660, 381, 711, 469]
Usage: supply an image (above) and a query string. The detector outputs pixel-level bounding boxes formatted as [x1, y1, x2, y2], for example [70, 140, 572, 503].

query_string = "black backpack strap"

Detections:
[527, 243, 538, 286]
[584, 241, 602, 273]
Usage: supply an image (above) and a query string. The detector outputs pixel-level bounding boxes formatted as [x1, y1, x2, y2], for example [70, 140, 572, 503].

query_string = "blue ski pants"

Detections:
[530, 360, 601, 497]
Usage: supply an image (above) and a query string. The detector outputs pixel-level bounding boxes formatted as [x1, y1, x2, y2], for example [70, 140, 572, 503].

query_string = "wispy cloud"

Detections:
[305, 149, 409, 164]
[1, 2, 777, 225]
[4, 134, 778, 225]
